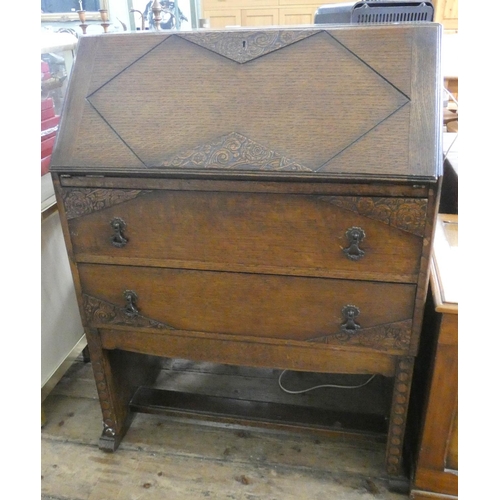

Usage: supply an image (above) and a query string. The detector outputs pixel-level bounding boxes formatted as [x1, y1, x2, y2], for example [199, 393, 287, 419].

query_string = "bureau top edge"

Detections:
[51, 168, 440, 184]
[54, 171, 436, 199]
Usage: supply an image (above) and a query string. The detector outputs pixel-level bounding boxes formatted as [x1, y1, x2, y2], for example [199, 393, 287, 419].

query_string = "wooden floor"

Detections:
[41, 356, 410, 500]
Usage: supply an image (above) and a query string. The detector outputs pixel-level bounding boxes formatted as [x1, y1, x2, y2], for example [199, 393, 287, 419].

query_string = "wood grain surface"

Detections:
[51, 25, 441, 180]
[65, 188, 425, 283]
[78, 263, 416, 343]
[49, 24, 443, 481]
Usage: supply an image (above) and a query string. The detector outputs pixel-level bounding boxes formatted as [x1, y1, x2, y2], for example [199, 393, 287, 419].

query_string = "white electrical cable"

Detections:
[278, 370, 377, 395]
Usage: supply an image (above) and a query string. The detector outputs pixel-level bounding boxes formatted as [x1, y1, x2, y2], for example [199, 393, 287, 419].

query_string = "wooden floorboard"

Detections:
[42, 357, 409, 500]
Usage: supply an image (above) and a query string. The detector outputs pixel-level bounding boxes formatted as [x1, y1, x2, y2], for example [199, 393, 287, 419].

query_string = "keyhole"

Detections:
[242, 40, 246, 49]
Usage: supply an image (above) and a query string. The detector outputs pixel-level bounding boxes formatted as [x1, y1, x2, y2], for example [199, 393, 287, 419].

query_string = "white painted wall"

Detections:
[41, 34, 84, 393]
[41, 211, 84, 388]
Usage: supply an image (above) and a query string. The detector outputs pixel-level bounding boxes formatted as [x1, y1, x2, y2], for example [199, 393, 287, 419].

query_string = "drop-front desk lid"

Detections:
[51, 24, 442, 181]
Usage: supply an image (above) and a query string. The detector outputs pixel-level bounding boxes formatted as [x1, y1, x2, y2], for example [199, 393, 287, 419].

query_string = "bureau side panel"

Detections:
[410, 181, 441, 354]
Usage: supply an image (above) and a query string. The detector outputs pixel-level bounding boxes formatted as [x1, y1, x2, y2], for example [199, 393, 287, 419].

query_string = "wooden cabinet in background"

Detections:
[434, 0, 458, 31]
[242, 8, 279, 26]
[204, 8, 241, 28]
[279, 7, 316, 25]
[201, 0, 458, 29]
[201, 0, 343, 27]
[410, 214, 458, 499]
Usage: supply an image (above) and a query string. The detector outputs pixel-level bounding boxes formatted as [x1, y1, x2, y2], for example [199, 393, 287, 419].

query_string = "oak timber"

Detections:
[50, 25, 442, 482]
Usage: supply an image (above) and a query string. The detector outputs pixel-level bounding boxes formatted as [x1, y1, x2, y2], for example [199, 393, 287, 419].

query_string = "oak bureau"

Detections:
[51, 24, 442, 485]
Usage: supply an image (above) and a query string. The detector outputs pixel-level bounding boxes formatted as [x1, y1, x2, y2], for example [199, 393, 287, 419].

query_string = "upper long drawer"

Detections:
[63, 188, 425, 283]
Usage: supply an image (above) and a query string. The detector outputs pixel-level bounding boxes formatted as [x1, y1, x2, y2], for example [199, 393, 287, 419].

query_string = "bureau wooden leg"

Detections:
[85, 328, 162, 452]
[386, 356, 414, 491]
[85, 328, 129, 451]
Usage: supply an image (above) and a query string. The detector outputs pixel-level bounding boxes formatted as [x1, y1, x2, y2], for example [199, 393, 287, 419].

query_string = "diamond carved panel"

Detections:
[87, 30, 409, 171]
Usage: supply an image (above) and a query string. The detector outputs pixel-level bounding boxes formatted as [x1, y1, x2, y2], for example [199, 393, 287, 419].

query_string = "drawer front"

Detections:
[79, 264, 416, 353]
[64, 189, 425, 283]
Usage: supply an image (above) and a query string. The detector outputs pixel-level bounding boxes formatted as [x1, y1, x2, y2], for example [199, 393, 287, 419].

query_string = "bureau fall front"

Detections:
[51, 24, 442, 487]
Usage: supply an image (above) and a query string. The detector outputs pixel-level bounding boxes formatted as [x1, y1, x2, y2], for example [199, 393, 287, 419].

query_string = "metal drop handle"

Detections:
[110, 217, 128, 248]
[343, 227, 365, 261]
[123, 290, 139, 318]
[341, 305, 361, 334]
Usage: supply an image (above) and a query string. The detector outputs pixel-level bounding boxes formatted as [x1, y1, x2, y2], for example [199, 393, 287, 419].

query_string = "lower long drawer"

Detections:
[78, 264, 416, 353]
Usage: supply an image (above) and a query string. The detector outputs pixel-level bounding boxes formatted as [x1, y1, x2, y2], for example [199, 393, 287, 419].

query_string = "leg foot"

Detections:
[85, 328, 162, 452]
[99, 427, 122, 452]
[98, 411, 136, 452]
[388, 476, 410, 494]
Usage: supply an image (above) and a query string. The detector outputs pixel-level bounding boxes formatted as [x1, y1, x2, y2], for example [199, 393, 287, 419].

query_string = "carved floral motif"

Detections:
[83, 294, 174, 330]
[162, 132, 311, 172]
[180, 30, 318, 64]
[308, 319, 412, 351]
[386, 357, 414, 476]
[318, 196, 427, 236]
[63, 189, 150, 219]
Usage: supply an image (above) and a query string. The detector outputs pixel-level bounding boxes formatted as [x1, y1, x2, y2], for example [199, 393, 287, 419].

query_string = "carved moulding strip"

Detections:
[386, 356, 414, 476]
[62, 188, 151, 220]
[82, 294, 174, 330]
[317, 196, 427, 237]
[162, 132, 312, 172]
[307, 319, 412, 351]
[179, 30, 319, 64]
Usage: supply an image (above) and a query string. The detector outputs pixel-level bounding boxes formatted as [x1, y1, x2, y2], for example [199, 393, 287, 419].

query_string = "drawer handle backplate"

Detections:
[110, 217, 128, 248]
[123, 290, 139, 318]
[341, 305, 361, 334]
[343, 227, 365, 261]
